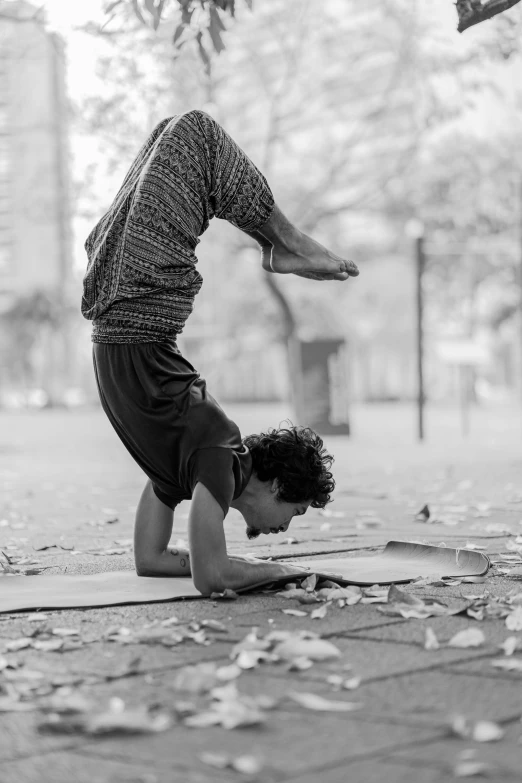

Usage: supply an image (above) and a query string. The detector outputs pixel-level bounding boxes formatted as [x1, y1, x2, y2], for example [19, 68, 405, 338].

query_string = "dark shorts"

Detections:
[92, 340, 250, 511]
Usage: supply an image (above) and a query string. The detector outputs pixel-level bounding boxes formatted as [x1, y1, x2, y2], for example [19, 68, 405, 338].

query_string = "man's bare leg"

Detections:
[243, 207, 359, 282]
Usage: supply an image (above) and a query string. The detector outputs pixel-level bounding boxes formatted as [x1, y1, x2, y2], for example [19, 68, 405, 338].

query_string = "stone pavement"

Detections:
[1, 402, 522, 783]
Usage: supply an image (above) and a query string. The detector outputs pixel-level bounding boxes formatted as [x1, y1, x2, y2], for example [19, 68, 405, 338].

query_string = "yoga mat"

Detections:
[295, 540, 491, 586]
[0, 541, 489, 613]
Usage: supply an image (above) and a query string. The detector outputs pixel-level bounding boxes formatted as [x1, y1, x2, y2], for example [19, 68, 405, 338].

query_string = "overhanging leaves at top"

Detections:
[456, 0, 522, 32]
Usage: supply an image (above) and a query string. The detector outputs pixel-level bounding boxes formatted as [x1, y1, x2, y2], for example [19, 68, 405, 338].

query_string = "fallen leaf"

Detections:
[231, 756, 263, 775]
[216, 664, 242, 682]
[39, 703, 172, 735]
[235, 649, 274, 670]
[327, 674, 361, 691]
[453, 760, 491, 778]
[200, 619, 227, 633]
[297, 593, 321, 605]
[210, 589, 238, 600]
[325, 586, 362, 605]
[288, 692, 362, 712]
[230, 630, 271, 659]
[415, 504, 430, 523]
[472, 721, 504, 742]
[276, 588, 307, 600]
[491, 657, 522, 672]
[200, 751, 263, 774]
[505, 607, 522, 631]
[424, 628, 440, 650]
[388, 584, 424, 607]
[311, 604, 328, 620]
[186, 685, 266, 730]
[32, 639, 64, 652]
[499, 636, 520, 656]
[287, 657, 314, 671]
[273, 637, 341, 662]
[173, 663, 221, 694]
[447, 629, 485, 648]
[5, 638, 33, 652]
[301, 573, 318, 592]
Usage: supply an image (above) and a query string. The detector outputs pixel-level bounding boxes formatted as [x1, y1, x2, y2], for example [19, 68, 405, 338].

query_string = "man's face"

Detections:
[244, 479, 311, 539]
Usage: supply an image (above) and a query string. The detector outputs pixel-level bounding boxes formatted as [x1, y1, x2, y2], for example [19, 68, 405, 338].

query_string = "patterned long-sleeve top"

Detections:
[81, 110, 274, 343]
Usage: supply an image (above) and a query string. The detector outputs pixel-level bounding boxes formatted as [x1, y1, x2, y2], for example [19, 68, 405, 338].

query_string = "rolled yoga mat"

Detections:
[0, 541, 490, 613]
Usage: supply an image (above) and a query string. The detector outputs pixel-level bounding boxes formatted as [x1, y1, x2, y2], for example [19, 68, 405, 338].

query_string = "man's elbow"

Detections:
[192, 561, 228, 596]
[135, 553, 159, 577]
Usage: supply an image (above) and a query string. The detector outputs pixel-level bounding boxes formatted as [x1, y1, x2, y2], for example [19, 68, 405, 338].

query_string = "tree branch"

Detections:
[457, 0, 522, 33]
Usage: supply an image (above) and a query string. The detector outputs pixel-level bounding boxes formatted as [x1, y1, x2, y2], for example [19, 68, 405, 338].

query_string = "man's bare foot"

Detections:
[269, 233, 358, 281]
[257, 204, 359, 281]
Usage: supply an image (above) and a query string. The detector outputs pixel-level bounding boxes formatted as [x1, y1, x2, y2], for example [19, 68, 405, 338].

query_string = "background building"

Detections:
[0, 0, 73, 405]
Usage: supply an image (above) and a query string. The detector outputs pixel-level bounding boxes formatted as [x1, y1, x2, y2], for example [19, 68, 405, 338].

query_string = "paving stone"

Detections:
[18, 639, 232, 678]
[0, 713, 83, 762]
[77, 710, 441, 776]
[442, 656, 522, 681]
[388, 727, 522, 780]
[346, 670, 522, 723]
[288, 758, 452, 783]
[0, 749, 233, 783]
[348, 614, 507, 648]
[232, 604, 408, 633]
[242, 636, 494, 683]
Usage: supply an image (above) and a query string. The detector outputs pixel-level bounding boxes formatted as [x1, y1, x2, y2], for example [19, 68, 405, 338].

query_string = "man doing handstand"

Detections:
[82, 110, 358, 595]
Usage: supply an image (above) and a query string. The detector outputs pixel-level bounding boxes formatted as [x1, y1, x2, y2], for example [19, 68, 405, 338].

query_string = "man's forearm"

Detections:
[135, 547, 191, 577]
[205, 556, 306, 594]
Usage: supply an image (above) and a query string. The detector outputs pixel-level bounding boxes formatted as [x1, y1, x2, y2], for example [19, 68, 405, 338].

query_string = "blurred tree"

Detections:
[73, 0, 522, 402]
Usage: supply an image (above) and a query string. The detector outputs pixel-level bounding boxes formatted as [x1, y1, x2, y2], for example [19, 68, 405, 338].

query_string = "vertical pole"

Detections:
[415, 235, 425, 441]
[515, 178, 522, 402]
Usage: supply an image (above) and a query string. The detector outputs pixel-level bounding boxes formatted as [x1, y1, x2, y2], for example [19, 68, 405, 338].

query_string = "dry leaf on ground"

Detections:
[499, 636, 520, 656]
[447, 629, 485, 648]
[311, 604, 328, 620]
[288, 692, 362, 712]
[200, 752, 263, 774]
[505, 607, 522, 631]
[454, 760, 491, 777]
[209, 588, 238, 600]
[472, 721, 504, 742]
[39, 699, 172, 736]
[273, 637, 341, 662]
[424, 628, 440, 650]
[185, 685, 267, 730]
[287, 657, 314, 671]
[491, 657, 522, 672]
[327, 674, 361, 691]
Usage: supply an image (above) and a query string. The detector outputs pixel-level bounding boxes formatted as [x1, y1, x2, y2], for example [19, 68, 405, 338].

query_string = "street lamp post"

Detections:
[406, 220, 426, 442]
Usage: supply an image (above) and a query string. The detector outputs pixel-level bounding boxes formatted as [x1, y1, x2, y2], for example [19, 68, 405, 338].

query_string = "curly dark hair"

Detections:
[242, 424, 335, 508]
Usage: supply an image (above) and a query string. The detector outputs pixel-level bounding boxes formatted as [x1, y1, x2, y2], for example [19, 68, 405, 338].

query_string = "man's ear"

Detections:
[270, 478, 280, 494]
